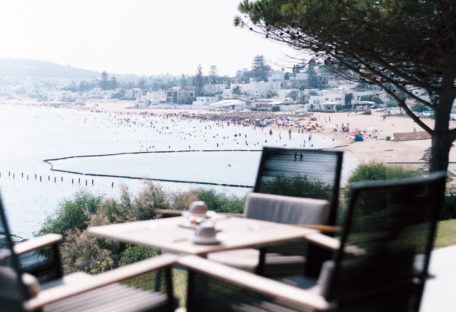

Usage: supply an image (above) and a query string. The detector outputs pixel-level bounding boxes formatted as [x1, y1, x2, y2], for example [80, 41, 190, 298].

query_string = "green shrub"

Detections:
[341, 163, 418, 223]
[170, 191, 199, 211]
[119, 245, 159, 266]
[61, 229, 114, 274]
[257, 175, 332, 201]
[133, 182, 169, 220]
[195, 189, 245, 214]
[40, 192, 102, 235]
[346, 163, 418, 185]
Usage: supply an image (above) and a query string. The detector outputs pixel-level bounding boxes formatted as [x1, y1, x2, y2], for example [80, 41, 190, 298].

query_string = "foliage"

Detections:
[346, 163, 418, 186]
[236, 0, 456, 172]
[287, 90, 299, 101]
[40, 192, 102, 235]
[119, 245, 159, 266]
[40, 183, 245, 275]
[306, 59, 319, 89]
[193, 65, 204, 96]
[60, 229, 114, 274]
[257, 175, 332, 201]
[442, 191, 456, 220]
[170, 191, 199, 211]
[266, 90, 278, 98]
[232, 85, 241, 96]
[250, 54, 271, 82]
[195, 189, 245, 214]
[412, 103, 428, 113]
[341, 163, 418, 222]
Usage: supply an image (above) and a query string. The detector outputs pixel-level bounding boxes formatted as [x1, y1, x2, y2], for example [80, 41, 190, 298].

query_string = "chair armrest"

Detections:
[14, 234, 63, 255]
[24, 254, 178, 311]
[291, 224, 342, 233]
[305, 233, 340, 251]
[179, 255, 332, 311]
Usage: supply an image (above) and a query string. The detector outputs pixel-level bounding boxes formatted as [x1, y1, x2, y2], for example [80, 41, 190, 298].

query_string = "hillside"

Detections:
[0, 58, 99, 79]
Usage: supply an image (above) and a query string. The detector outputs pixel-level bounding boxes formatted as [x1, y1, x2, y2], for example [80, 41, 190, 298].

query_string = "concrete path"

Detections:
[421, 245, 456, 311]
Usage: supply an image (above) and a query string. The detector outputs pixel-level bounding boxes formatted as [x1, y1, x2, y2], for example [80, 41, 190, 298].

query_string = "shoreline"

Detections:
[3, 100, 456, 168]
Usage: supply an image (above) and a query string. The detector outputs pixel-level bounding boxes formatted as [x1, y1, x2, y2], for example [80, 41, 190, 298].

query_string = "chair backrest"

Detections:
[245, 192, 330, 225]
[320, 172, 447, 311]
[253, 147, 343, 226]
[0, 195, 29, 310]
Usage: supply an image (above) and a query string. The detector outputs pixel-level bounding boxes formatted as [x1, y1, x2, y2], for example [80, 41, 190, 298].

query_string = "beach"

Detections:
[10, 99, 456, 166]
[77, 101, 456, 166]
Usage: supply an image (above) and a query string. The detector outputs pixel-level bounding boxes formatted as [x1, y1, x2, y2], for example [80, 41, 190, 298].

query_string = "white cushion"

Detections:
[245, 193, 330, 225]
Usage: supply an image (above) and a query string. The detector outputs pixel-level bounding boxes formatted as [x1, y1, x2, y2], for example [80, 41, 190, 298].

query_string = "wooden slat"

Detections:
[25, 254, 177, 310]
[305, 233, 340, 251]
[291, 224, 342, 233]
[179, 255, 332, 311]
[156, 209, 183, 217]
[14, 234, 63, 255]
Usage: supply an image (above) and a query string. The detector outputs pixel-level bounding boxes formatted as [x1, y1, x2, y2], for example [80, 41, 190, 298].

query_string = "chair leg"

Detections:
[255, 248, 267, 276]
[154, 250, 163, 291]
[164, 267, 175, 312]
[186, 270, 196, 312]
[305, 245, 332, 278]
[53, 244, 64, 279]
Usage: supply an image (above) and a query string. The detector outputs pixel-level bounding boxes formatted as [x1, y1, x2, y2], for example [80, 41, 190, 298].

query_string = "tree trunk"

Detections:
[430, 131, 452, 172]
[430, 87, 455, 172]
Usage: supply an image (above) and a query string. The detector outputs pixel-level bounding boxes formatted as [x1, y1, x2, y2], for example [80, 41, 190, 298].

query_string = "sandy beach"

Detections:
[78, 101, 456, 166]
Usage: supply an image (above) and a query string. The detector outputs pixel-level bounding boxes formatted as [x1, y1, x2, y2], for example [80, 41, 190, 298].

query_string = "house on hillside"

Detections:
[308, 89, 345, 111]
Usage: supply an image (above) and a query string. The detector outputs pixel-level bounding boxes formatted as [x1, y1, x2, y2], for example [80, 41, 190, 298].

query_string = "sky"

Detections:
[0, 0, 303, 76]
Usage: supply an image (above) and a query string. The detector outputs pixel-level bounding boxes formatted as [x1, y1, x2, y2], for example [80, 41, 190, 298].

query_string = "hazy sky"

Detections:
[0, 0, 302, 76]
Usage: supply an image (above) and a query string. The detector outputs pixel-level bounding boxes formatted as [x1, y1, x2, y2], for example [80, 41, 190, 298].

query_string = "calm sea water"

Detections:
[0, 104, 341, 238]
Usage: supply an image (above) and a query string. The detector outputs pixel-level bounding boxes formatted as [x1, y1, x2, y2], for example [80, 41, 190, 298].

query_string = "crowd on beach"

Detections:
[87, 108, 387, 151]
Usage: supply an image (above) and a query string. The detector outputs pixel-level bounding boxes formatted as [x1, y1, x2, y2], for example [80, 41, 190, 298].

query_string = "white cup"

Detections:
[189, 201, 208, 216]
[195, 222, 217, 239]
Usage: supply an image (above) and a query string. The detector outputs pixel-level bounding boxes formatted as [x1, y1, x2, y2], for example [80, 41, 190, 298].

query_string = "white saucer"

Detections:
[192, 235, 221, 245]
[178, 220, 199, 229]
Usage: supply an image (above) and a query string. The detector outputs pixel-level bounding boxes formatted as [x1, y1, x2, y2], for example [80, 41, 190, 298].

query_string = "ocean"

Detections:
[0, 104, 338, 238]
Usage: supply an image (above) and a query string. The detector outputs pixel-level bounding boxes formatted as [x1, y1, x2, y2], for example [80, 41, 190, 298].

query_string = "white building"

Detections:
[308, 90, 345, 111]
[145, 90, 167, 105]
[231, 81, 281, 98]
[192, 96, 218, 107]
[351, 90, 388, 105]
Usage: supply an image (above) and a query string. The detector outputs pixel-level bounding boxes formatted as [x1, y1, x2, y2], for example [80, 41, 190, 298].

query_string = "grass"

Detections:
[434, 219, 456, 249]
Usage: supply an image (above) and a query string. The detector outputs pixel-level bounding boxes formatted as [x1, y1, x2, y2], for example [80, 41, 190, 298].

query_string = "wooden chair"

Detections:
[209, 147, 343, 276]
[279, 172, 447, 311]
[253, 147, 343, 226]
[0, 195, 177, 312]
[186, 172, 447, 311]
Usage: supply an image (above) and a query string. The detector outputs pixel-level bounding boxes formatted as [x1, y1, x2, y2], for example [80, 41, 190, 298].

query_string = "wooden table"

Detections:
[88, 216, 317, 257]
